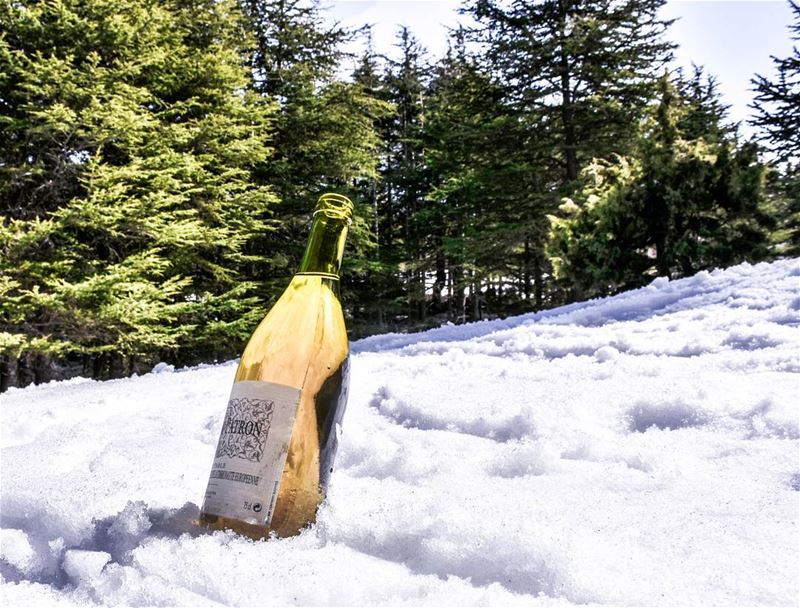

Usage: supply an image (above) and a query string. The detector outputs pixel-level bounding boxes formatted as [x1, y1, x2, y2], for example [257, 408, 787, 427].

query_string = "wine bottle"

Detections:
[199, 193, 352, 539]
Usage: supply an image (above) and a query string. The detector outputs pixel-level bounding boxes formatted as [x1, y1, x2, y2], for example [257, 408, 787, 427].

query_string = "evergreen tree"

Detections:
[0, 0, 277, 388]
[750, 0, 800, 163]
[381, 28, 430, 323]
[764, 164, 800, 255]
[676, 64, 737, 143]
[347, 27, 430, 329]
[346, 32, 406, 332]
[457, 0, 675, 306]
[424, 33, 530, 320]
[548, 76, 775, 299]
[241, 0, 389, 287]
[750, 0, 800, 254]
[465, 0, 675, 182]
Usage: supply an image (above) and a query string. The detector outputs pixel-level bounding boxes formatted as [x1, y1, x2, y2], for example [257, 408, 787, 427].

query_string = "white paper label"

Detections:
[203, 380, 302, 525]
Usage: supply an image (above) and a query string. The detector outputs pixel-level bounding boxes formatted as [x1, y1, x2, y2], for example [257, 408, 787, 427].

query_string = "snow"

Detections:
[62, 551, 111, 585]
[150, 362, 176, 375]
[2, 259, 799, 606]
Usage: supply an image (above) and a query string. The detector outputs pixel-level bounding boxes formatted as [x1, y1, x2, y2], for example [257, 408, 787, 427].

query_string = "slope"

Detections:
[1, 259, 799, 606]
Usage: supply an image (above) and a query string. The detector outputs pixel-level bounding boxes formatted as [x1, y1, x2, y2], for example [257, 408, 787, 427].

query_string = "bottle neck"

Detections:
[296, 213, 350, 278]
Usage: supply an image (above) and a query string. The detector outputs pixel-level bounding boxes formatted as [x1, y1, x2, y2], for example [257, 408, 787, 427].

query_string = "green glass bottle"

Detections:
[199, 193, 352, 538]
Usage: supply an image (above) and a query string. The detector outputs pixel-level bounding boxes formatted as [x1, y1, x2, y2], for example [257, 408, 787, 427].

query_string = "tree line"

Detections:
[1, 0, 797, 390]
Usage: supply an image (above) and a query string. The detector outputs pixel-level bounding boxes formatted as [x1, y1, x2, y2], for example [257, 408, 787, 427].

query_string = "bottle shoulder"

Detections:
[235, 276, 348, 387]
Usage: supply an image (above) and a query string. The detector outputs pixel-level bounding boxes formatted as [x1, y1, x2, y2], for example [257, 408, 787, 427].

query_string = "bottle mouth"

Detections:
[314, 193, 353, 224]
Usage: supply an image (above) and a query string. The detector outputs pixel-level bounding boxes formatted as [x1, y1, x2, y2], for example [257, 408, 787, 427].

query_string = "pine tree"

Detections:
[381, 28, 430, 323]
[465, 0, 675, 182]
[345, 32, 405, 332]
[750, 0, 800, 163]
[346, 27, 430, 329]
[424, 33, 530, 320]
[548, 75, 775, 299]
[241, 0, 389, 288]
[457, 0, 675, 307]
[764, 164, 800, 255]
[0, 0, 277, 388]
[676, 64, 737, 143]
[750, 0, 800, 254]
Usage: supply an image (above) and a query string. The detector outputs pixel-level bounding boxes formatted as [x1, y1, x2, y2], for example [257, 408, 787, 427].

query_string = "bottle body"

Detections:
[200, 195, 351, 538]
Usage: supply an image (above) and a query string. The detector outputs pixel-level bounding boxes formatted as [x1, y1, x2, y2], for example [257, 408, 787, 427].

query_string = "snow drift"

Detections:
[2, 259, 799, 606]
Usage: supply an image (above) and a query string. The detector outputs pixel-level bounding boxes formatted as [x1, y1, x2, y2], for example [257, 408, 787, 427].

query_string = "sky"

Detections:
[325, 0, 796, 134]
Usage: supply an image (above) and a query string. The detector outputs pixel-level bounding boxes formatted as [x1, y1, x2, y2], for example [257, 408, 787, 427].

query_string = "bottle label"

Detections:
[202, 380, 302, 526]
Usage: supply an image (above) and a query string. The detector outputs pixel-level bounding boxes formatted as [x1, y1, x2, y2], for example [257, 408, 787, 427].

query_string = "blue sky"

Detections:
[325, 0, 796, 135]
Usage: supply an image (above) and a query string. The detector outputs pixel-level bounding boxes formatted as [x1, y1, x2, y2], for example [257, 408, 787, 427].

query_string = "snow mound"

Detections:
[2, 259, 799, 606]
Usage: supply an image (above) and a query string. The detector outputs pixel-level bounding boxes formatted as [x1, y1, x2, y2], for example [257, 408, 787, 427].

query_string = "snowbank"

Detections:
[2, 259, 799, 606]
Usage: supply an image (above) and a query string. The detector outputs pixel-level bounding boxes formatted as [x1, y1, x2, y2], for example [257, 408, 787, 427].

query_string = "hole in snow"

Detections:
[626, 400, 710, 433]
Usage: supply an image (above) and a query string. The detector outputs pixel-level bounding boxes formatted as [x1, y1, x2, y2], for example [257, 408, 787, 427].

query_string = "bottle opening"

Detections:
[314, 193, 353, 224]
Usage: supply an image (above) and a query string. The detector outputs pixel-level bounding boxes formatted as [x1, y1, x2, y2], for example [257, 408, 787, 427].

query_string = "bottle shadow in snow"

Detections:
[0, 501, 211, 589]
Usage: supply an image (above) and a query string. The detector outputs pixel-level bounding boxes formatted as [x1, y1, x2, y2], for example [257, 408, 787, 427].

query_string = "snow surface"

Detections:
[2, 259, 799, 607]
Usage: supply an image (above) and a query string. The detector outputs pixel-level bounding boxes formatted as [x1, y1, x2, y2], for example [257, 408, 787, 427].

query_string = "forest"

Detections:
[1, 0, 798, 390]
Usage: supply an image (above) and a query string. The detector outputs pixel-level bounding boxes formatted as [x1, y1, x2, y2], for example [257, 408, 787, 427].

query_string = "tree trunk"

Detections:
[33, 352, 49, 384]
[523, 238, 532, 301]
[472, 276, 481, 321]
[418, 270, 426, 321]
[533, 253, 543, 310]
[447, 264, 454, 320]
[109, 353, 124, 379]
[433, 249, 446, 311]
[385, 164, 393, 245]
[0, 355, 11, 392]
[559, 0, 578, 182]
[655, 234, 670, 277]
[17, 352, 33, 387]
[371, 180, 379, 248]
[93, 354, 107, 380]
[451, 264, 465, 323]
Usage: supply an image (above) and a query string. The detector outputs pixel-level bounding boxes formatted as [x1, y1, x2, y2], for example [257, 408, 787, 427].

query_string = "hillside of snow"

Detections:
[1, 259, 799, 607]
